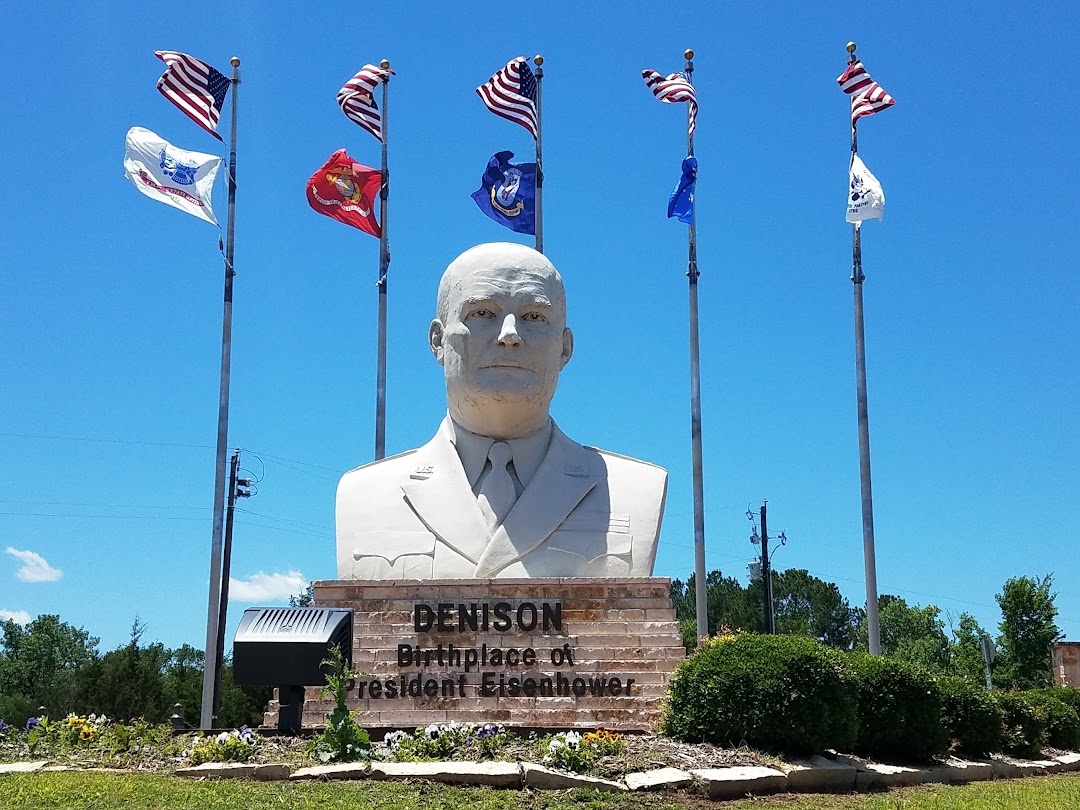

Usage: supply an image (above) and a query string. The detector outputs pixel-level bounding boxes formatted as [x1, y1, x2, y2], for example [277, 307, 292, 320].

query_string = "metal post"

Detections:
[533, 55, 544, 254]
[760, 502, 775, 634]
[682, 48, 708, 642]
[847, 41, 881, 656]
[211, 448, 240, 722]
[375, 59, 391, 461]
[201, 56, 241, 730]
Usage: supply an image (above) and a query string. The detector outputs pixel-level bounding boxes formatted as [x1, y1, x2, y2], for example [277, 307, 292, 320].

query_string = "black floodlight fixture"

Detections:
[232, 607, 353, 734]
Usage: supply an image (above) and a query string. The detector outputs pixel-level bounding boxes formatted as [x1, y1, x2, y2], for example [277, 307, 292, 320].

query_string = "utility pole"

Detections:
[749, 500, 785, 635]
[212, 448, 253, 723]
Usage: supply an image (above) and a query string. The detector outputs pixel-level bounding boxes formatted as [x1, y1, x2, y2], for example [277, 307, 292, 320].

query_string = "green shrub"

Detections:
[992, 691, 1047, 756]
[936, 676, 1002, 756]
[1023, 690, 1080, 750]
[1029, 686, 1080, 717]
[850, 654, 947, 762]
[661, 633, 857, 754]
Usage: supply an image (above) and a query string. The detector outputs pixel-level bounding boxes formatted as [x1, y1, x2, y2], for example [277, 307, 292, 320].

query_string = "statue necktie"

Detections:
[477, 441, 515, 532]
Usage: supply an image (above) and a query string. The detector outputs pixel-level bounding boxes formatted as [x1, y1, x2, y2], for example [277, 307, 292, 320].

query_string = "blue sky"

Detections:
[2, 2, 1077, 653]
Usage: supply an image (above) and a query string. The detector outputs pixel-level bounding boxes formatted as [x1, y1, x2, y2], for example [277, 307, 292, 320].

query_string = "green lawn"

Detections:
[1, 772, 1079, 810]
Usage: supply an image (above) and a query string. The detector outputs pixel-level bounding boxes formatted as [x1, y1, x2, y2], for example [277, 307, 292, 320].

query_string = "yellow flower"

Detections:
[79, 726, 95, 741]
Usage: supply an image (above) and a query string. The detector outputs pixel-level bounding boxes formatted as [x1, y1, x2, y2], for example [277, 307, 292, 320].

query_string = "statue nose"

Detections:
[498, 314, 522, 347]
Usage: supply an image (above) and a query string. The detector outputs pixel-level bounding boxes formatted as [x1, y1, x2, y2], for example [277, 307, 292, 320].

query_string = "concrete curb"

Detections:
[5, 749, 1080, 798]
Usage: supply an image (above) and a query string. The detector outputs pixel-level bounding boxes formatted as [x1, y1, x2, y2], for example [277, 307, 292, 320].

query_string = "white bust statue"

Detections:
[336, 242, 667, 579]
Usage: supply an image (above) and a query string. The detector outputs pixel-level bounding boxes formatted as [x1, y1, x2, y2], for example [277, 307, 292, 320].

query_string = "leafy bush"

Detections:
[936, 676, 1002, 756]
[1027, 685, 1080, 718]
[1023, 690, 1080, 750]
[992, 691, 1047, 756]
[662, 632, 858, 754]
[850, 654, 947, 761]
[188, 727, 258, 764]
[306, 645, 370, 763]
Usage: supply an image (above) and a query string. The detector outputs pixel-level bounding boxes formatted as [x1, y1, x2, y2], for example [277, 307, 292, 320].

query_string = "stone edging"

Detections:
[3, 752, 1079, 798]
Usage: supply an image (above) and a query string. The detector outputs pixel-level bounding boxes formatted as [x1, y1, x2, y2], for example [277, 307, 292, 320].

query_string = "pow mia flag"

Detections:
[471, 151, 536, 236]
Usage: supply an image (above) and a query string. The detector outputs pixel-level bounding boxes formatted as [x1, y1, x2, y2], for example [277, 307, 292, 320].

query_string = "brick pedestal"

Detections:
[264, 578, 685, 732]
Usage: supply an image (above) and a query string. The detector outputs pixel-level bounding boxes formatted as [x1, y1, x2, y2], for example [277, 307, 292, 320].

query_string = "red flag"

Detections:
[306, 150, 382, 237]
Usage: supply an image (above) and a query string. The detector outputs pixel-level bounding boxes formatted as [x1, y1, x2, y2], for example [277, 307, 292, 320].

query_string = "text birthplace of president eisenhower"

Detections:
[353, 600, 637, 700]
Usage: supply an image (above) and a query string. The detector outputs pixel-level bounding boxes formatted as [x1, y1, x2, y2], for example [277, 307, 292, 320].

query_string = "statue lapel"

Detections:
[473, 426, 597, 578]
[400, 420, 491, 565]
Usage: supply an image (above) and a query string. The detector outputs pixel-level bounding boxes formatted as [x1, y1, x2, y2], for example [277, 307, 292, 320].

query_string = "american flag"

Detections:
[338, 64, 395, 142]
[642, 69, 698, 136]
[476, 58, 538, 139]
[836, 60, 895, 124]
[155, 51, 229, 141]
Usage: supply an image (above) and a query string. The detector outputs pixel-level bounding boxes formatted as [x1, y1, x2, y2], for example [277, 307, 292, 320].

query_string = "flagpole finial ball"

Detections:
[230, 56, 240, 67]
[380, 59, 390, 69]
[684, 49, 694, 60]
[533, 55, 543, 66]
[846, 42, 857, 54]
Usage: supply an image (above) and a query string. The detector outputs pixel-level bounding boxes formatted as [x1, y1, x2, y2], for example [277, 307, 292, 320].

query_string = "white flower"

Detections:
[384, 730, 409, 750]
[424, 723, 441, 740]
[216, 732, 231, 745]
[564, 731, 581, 750]
[548, 738, 565, 753]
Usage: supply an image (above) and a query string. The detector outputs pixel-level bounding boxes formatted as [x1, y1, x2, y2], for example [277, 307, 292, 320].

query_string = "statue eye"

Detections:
[522, 311, 547, 322]
[471, 308, 494, 319]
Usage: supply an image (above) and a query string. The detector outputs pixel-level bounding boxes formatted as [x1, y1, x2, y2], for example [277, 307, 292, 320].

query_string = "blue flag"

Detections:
[668, 156, 697, 224]
[471, 151, 536, 235]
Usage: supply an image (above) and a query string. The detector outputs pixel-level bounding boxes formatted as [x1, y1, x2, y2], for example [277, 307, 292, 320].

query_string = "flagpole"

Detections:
[682, 48, 708, 642]
[200, 55, 241, 730]
[375, 59, 391, 461]
[846, 40, 881, 656]
[533, 54, 544, 253]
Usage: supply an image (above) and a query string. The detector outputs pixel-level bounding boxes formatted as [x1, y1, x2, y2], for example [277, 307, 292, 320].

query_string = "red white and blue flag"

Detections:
[338, 64, 395, 142]
[642, 69, 698, 136]
[836, 60, 895, 125]
[476, 58, 538, 139]
[155, 51, 229, 140]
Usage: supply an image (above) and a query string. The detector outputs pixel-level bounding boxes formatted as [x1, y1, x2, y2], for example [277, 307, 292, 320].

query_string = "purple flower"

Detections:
[0, 718, 8, 733]
[476, 723, 501, 739]
[239, 726, 256, 743]
[26, 716, 41, 730]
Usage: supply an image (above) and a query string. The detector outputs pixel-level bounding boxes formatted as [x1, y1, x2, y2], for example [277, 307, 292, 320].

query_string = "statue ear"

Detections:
[429, 320, 445, 365]
[559, 327, 574, 369]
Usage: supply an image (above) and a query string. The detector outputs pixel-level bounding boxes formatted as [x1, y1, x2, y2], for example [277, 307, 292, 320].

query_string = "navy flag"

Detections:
[471, 151, 536, 235]
[668, 156, 697, 224]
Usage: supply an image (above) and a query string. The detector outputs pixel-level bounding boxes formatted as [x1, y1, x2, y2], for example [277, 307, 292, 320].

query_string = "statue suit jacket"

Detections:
[336, 418, 667, 579]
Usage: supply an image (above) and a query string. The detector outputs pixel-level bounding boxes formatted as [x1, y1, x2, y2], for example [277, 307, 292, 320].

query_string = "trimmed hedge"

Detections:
[993, 691, 1047, 756]
[662, 633, 858, 754]
[1023, 689, 1080, 750]
[937, 676, 1002, 756]
[850, 654, 947, 762]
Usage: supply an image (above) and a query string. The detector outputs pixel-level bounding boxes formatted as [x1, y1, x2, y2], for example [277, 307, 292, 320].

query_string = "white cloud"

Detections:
[0, 609, 31, 625]
[5, 547, 63, 582]
[229, 570, 307, 603]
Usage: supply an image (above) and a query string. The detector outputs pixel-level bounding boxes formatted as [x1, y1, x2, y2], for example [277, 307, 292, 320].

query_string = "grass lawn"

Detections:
[1, 772, 1079, 810]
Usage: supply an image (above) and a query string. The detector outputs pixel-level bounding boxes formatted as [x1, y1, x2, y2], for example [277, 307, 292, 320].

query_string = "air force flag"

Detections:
[668, 156, 697, 224]
[847, 153, 885, 223]
[471, 151, 536, 235]
[124, 127, 221, 225]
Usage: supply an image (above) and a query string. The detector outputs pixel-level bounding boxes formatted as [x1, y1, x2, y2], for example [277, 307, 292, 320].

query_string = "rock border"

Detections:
[6, 750, 1080, 798]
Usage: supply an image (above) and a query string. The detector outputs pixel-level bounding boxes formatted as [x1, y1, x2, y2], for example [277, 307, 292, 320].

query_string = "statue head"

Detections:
[429, 243, 574, 440]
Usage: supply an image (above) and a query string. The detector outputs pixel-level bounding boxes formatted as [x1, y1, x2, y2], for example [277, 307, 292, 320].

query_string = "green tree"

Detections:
[289, 584, 315, 607]
[670, 570, 756, 644]
[0, 614, 99, 720]
[948, 611, 991, 683]
[858, 595, 950, 671]
[769, 568, 860, 650]
[75, 618, 172, 722]
[995, 574, 1061, 689]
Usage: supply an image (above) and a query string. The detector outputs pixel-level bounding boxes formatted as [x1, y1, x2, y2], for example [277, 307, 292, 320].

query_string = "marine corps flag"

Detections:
[306, 149, 382, 237]
[471, 151, 536, 236]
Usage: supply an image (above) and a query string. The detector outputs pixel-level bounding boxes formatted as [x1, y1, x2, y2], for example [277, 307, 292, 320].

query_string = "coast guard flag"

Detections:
[123, 127, 221, 225]
[668, 156, 697, 224]
[471, 151, 536, 235]
[306, 149, 382, 237]
[847, 153, 885, 223]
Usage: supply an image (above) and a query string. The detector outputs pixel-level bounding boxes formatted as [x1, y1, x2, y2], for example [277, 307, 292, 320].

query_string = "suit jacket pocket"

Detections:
[544, 529, 633, 563]
[352, 531, 437, 565]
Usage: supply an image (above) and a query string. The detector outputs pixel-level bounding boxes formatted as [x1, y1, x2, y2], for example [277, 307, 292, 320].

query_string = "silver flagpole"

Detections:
[846, 41, 881, 655]
[200, 55, 241, 730]
[375, 58, 391, 460]
[533, 55, 544, 253]
[683, 48, 709, 642]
